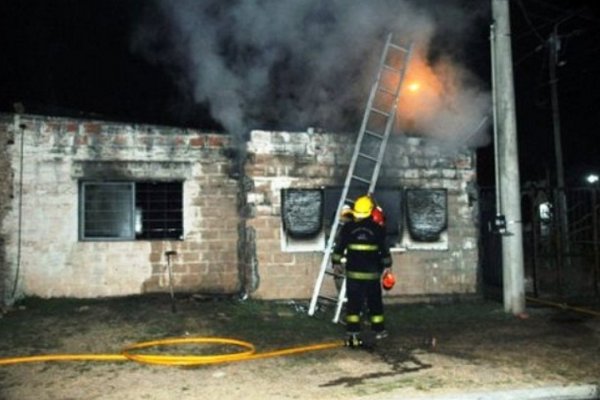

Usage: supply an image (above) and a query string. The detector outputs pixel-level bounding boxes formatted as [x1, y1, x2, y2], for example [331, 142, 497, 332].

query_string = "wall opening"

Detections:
[405, 188, 448, 242]
[79, 180, 183, 241]
[281, 188, 325, 252]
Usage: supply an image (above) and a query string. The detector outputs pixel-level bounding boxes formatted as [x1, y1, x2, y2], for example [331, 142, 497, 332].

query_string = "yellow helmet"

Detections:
[353, 195, 374, 219]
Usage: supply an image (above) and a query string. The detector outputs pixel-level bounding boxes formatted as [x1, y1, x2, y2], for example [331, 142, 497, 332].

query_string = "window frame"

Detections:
[79, 180, 183, 241]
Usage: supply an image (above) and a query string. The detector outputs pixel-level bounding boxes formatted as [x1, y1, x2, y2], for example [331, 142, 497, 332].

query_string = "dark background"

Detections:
[490, 0, 600, 187]
[0, 1, 598, 187]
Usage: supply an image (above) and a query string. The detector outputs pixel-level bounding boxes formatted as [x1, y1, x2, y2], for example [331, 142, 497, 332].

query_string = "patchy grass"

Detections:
[0, 294, 598, 400]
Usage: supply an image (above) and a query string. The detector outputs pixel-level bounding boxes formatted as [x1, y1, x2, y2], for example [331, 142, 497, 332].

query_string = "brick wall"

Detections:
[381, 135, 480, 298]
[0, 115, 480, 304]
[244, 130, 480, 300]
[0, 114, 239, 301]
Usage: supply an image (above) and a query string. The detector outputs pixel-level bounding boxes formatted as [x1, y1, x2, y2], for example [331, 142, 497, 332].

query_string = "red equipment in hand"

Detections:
[381, 270, 396, 291]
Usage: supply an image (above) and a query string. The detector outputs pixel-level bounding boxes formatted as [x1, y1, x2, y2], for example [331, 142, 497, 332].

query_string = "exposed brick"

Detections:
[190, 137, 205, 147]
[207, 135, 226, 147]
[66, 123, 78, 133]
[84, 123, 102, 134]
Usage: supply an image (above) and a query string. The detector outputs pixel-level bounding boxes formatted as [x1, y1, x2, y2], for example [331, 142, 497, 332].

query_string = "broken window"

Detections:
[281, 189, 323, 239]
[280, 189, 325, 252]
[79, 181, 183, 240]
[280, 186, 448, 250]
[405, 189, 448, 242]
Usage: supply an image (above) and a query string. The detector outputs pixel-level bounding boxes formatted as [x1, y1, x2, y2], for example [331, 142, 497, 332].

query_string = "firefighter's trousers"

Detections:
[345, 275, 385, 334]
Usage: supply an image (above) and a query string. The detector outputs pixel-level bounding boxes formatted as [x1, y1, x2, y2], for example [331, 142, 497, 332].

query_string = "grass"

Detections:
[0, 294, 545, 353]
[0, 293, 598, 386]
[0, 294, 598, 400]
[0, 294, 344, 355]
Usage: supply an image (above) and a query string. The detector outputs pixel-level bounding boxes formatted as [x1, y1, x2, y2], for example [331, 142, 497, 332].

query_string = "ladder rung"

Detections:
[358, 152, 378, 162]
[325, 269, 346, 279]
[351, 175, 370, 184]
[388, 42, 409, 53]
[370, 108, 391, 117]
[382, 64, 403, 74]
[377, 86, 397, 96]
[318, 295, 338, 303]
[365, 130, 384, 140]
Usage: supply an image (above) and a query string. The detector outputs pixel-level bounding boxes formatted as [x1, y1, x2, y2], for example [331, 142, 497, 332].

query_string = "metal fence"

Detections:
[480, 186, 600, 299]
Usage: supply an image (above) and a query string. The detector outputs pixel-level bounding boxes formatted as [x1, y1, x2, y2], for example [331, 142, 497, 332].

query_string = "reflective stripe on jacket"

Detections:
[346, 271, 380, 280]
[332, 217, 392, 275]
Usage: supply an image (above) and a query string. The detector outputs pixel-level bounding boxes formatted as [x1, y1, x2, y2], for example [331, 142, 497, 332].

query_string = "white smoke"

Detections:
[133, 0, 490, 147]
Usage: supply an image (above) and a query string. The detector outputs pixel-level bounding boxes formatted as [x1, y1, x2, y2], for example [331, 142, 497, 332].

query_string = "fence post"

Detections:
[592, 189, 599, 296]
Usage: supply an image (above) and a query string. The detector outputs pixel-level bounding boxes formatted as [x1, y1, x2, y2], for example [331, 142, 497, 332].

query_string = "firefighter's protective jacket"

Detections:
[332, 218, 392, 279]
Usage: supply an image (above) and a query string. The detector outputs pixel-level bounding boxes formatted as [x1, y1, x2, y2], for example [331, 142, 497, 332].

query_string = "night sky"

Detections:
[1, 0, 599, 186]
[497, 0, 600, 187]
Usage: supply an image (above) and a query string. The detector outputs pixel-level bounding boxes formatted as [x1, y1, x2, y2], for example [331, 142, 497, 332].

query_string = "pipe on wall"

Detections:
[9, 116, 26, 302]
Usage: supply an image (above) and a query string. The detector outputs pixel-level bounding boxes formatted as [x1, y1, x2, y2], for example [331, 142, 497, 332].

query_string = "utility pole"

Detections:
[548, 25, 572, 290]
[548, 30, 566, 191]
[491, 0, 526, 314]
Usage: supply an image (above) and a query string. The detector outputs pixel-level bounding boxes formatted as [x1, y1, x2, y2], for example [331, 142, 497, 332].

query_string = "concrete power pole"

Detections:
[491, 0, 526, 314]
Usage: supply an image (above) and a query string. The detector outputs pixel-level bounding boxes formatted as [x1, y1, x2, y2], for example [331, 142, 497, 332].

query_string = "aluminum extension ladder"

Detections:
[308, 33, 413, 323]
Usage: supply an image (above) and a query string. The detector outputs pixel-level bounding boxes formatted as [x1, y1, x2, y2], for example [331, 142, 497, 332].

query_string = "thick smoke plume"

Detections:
[133, 0, 490, 147]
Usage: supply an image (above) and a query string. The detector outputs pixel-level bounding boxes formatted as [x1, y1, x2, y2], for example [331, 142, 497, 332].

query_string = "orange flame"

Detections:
[407, 82, 420, 93]
[396, 51, 446, 133]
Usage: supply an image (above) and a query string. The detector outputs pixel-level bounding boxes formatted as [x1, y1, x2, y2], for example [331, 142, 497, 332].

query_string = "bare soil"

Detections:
[0, 295, 598, 400]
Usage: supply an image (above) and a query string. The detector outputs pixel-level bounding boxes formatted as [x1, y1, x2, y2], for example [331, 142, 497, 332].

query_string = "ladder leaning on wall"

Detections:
[307, 33, 413, 323]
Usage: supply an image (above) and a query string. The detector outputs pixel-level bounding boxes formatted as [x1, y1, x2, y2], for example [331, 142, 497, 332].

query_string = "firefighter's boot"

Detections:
[345, 333, 362, 348]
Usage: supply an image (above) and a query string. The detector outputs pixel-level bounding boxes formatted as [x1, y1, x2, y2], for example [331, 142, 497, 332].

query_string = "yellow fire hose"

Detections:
[0, 337, 345, 367]
[526, 296, 600, 318]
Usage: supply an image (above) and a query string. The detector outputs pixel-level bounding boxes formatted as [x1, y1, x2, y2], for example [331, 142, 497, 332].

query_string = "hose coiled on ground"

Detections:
[0, 336, 345, 367]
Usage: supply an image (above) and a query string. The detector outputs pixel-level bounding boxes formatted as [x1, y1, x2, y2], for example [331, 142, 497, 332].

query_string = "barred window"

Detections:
[79, 181, 183, 240]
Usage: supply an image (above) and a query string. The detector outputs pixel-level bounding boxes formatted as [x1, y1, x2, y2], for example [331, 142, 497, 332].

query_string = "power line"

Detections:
[527, 0, 575, 15]
[514, 44, 544, 67]
[515, 0, 546, 43]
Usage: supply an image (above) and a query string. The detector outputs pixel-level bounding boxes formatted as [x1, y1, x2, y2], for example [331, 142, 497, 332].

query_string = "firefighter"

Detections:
[332, 195, 392, 345]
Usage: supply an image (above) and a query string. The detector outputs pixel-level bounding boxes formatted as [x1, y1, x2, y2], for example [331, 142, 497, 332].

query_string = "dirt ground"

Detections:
[0, 294, 598, 400]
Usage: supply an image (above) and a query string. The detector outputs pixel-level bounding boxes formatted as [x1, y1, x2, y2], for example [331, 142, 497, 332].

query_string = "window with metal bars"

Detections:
[79, 181, 183, 240]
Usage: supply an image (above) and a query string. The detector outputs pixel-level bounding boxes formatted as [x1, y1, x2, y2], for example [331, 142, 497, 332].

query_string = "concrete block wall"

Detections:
[0, 115, 480, 304]
[0, 114, 239, 302]
[244, 130, 480, 300]
[380, 136, 480, 298]
[244, 130, 350, 299]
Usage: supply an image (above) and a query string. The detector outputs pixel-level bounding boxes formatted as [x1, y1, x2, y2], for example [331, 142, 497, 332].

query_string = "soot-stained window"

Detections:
[281, 189, 323, 239]
[405, 189, 448, 242]
[135, 182, 183, 240]
[79, 181, 183, 241]
[282, 187, 448, 248]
